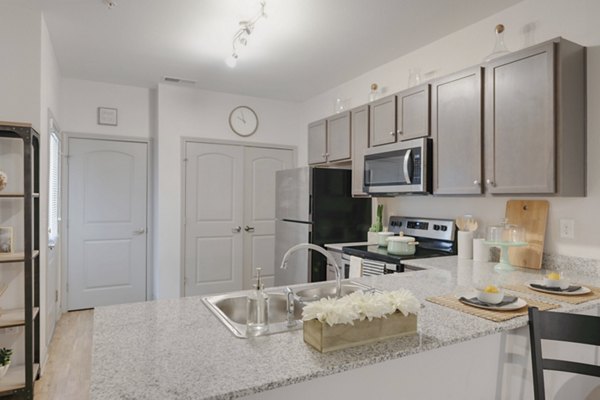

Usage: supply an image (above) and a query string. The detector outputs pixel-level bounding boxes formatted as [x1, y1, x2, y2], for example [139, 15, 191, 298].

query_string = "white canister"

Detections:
[457, 231, 474, 259]
[377, 232, 395, 247]
[473, 238, 490, 262]
[386, 235, 418, 255]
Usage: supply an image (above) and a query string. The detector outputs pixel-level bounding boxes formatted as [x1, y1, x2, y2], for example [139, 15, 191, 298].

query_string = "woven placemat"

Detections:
[426, 294, 559, 322]
[504, 284, 600, 305]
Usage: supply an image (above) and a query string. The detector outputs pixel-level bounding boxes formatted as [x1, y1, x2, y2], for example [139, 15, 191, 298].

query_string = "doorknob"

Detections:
[245, 226, 255, 232]
[232, 226, 242, 233]
[133, 228, 146, 235]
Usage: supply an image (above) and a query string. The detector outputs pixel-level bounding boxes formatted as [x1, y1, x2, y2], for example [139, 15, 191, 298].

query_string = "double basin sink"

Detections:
[202, 281, 372, 338]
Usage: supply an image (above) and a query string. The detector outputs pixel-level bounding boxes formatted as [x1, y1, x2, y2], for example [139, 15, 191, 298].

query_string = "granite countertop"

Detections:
[91, 256, 600, 400]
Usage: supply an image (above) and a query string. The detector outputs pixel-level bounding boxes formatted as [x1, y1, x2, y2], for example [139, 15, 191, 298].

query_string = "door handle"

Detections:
[133, 228, 146, 235]
[232, 226, 242, 233]
[403, 149, 412, 184]
[245, 226, 255, 232]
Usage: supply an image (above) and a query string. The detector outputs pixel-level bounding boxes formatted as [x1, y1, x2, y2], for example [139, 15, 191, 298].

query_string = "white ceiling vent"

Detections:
[162, 76, 197, 85]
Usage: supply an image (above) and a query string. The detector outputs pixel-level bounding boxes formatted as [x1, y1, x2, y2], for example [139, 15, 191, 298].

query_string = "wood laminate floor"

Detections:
[34, 310, 93, 400]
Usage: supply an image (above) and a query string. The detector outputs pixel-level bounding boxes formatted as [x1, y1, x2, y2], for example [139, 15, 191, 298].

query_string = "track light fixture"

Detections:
[225, 1, 267, 68]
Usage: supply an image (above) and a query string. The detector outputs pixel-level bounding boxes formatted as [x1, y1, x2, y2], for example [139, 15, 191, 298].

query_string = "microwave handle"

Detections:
[403, 149, 412, 184]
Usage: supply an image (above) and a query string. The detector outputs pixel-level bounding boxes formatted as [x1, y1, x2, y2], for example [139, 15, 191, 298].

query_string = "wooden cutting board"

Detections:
[506, 200, 549, 269]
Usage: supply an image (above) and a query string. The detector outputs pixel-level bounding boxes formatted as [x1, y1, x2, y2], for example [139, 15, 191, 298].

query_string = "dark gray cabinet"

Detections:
[326, 111, 351, 162]
[432, 67, 483, 195]
[308, 119, 327, 165]
[351, 105, 369, 197]
[484, 38, 586, 196]
[396, 83, 431, 141]
[369, 95, 396, 147]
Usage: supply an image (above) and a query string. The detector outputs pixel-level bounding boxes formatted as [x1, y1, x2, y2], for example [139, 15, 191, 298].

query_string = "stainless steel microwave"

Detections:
[363, 138, 432, 195]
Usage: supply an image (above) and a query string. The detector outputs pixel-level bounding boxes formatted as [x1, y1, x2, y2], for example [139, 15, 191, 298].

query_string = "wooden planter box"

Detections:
[303, 312, 417, 353]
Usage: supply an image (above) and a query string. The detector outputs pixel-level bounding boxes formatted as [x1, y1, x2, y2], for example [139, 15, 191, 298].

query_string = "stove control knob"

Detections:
[440, 226, 448, 232]
[433, 224, 440, 231]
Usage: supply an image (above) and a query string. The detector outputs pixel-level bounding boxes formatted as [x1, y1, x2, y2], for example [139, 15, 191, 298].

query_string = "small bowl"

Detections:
[543, 277, 569, 290]
[476, 287, 504, 304]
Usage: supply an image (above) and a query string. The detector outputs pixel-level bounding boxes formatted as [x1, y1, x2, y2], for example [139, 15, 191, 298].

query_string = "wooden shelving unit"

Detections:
[0, 122, 41, 399]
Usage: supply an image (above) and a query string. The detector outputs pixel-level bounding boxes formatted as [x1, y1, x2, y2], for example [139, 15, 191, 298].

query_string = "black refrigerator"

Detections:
[274, 167, 372, 285]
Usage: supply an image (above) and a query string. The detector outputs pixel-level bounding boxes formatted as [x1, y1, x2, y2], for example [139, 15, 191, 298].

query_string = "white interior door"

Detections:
[243, 147, 293, 288]
[184, 142, 244, 296]
[67, 138, 148, 310]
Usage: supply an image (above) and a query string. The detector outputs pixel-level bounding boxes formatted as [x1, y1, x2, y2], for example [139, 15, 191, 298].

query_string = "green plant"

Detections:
[0, 348, 12, 366]
[369, 204, 384, 232]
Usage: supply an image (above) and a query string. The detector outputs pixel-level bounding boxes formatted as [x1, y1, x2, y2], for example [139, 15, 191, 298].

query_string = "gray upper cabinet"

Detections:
[351, 105, 369, 197]
[326, 111, 351, 162]
[396, 83, 430, 141]
[369, 95, 396, 147]
[484, 38, 586, 196]
[308, 119, 327, 165]
[432, 67, 483, 195]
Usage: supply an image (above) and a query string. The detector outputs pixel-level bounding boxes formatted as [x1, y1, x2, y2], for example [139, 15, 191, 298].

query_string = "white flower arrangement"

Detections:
[302, 289, 420, 327]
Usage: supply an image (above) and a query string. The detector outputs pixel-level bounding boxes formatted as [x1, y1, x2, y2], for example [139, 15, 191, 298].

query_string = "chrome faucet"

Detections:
[283, 287, 297, 327]
[280, 243, 342, 298]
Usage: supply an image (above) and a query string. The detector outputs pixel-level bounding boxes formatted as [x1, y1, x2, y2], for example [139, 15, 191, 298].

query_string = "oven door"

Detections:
[363, 138, 429, 194]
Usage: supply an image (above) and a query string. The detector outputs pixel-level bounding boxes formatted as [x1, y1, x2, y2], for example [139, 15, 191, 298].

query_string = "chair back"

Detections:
[528, 307, 600, 400]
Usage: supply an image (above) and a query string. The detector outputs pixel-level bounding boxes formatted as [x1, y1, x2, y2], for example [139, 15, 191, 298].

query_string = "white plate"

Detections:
[527, 282, 591, 296]
[460, 295, 528, 311]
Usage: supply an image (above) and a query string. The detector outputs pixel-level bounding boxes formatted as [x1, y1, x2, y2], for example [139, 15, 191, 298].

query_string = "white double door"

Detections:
[184, 142, 294, 296]
[67, 138, 148, 310]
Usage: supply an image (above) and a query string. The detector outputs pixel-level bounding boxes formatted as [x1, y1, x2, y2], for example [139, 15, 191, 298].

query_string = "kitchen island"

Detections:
[91, 256, 600, 400]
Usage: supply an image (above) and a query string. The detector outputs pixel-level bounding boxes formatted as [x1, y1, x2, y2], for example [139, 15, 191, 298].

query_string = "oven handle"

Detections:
[403, 149, 412, 184]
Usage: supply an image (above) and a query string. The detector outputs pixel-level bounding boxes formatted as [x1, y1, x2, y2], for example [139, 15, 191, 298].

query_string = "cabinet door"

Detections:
[351, 105, 369, 197]
[397, 83, 430, 141]
[327, 111, 351, 162]
[433, 67, 483, 195]
[484, 42, 555, 194]
[307, 119, 327, 165]
[369, 95, 396, 147]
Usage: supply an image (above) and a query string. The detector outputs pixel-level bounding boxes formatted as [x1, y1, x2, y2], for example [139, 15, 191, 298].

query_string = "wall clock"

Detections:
[229, 106, 259, 137]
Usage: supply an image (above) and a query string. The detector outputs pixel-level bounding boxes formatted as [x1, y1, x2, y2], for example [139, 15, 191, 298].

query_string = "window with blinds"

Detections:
[48, 131, 60, 247]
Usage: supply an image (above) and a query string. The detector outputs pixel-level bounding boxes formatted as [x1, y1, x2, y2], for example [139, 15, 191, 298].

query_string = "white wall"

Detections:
[0, 2, 41, 128]
[155, 83, 304, 298]
[60, 79, 151, 138]
[302, 0, 600, 260]
[39, 14, 62, 366]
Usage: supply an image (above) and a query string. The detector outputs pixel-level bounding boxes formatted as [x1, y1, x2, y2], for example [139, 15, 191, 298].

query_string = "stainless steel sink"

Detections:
[203, 292, 304, 338]
[295, 282, 369, 303]
[202, 281, 373, 338]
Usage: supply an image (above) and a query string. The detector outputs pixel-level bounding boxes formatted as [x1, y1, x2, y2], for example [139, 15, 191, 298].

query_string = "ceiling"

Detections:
[41, 0, 523, 102]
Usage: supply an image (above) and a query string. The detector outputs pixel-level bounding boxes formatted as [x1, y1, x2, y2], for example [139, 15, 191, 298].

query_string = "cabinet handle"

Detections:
[397, 130, 402, 135]
[473, 180, 480, 186]
[133, 228, 146, 235]
[232, 226, 242, 233]
[389, 131, 395, 136]
[486, 179, 495, 187]
[245, 226, 255, 232]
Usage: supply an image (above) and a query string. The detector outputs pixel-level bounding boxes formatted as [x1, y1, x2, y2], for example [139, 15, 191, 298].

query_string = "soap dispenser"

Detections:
[246, 267, 269, 336]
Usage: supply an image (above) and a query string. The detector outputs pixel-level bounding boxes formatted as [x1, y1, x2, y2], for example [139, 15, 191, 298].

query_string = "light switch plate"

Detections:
[559, 219, 575, 239]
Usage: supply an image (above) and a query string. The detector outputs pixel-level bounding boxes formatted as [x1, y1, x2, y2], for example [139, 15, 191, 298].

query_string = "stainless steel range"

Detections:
[342, 216, 456, 276]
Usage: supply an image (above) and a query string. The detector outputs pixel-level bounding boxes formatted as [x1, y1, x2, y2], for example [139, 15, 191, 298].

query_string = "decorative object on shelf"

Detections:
[0, 171, 6, 192]
[228, 105, 259, 137]
[483, 24, 510, 62]
[368, 83, 380, 102]
[407, 68, 421, 87]
[302, 290, 419, 352]
[97, 107, 118, 126]
[0, 348, 12, 379]
[0, 227, 13, 254]
[225, 1, 267, 68]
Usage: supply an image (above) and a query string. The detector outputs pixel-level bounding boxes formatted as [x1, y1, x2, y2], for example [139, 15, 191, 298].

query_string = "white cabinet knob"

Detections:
[389, 131, 395, 136]
[473, 180, 480, 186]
[397, 130, 402, 135]
[486, 179, 495, 187]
